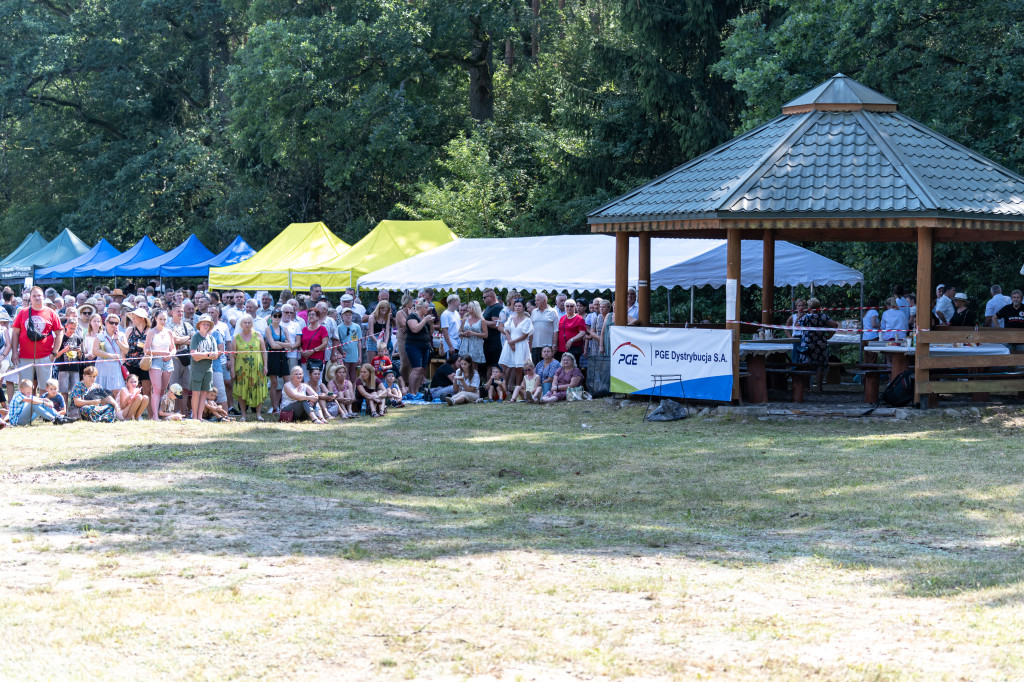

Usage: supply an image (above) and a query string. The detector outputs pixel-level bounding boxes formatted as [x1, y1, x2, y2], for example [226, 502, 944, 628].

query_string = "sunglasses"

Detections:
[106, 319, 120, 325]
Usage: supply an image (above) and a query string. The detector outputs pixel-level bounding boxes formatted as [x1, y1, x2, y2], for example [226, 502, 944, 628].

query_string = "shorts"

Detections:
[58, 371, 80, 393]
[149, 356, 174, 374]
[190, 367, 214, 393]
[211, 370, 227, 403]
[169, 357, 191, 389]
[405, 342, 430, 369]
[7, 356, 54, 387]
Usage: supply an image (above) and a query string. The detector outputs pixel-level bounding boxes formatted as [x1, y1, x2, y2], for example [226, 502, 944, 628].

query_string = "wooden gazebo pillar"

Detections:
[915, 225, 934, 406]
[762, 230, 775, 326]
[638, 233, 651, 325]
[727, 229, 742, 400]
[614, 232, 629, 326]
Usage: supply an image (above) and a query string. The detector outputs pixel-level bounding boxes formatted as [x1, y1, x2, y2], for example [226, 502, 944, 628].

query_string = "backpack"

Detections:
[881, 369, 915, 407]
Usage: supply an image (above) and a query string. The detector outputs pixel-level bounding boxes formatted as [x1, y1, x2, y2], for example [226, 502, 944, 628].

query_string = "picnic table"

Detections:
[739, 342, 796, 403]
[873, 343, 1011, 403]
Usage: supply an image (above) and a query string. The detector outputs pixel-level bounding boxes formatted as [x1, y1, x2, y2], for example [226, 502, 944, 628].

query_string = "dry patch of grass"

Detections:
[2, 403, 1024, 680]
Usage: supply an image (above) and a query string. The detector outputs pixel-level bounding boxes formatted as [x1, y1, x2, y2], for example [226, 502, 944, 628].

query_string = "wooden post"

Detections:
[762, 230, 775, 327]
[727, 229, 742, 401]
[638, 233, 651, 325]
[915, 226, 933, 407]
[614, 232, 628, 327]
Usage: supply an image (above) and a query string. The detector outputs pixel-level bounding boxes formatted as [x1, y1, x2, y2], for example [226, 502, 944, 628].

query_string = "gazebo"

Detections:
[589, 74, 1024, 405]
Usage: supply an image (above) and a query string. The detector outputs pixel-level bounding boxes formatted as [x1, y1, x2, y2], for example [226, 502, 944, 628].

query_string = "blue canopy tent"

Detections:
[73, 236, 165, 278]
[116, 234, 215, 278]
[159, 236, 256, 278]
[36, 238, 122, 279]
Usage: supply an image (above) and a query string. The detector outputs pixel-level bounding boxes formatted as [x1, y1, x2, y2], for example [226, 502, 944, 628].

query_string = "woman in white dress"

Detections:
[498, 298, 533, 388]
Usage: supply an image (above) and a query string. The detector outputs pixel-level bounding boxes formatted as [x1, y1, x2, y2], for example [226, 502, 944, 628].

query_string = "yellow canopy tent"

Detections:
[208, 222, 350, 290]
[290, 220, 458, 291]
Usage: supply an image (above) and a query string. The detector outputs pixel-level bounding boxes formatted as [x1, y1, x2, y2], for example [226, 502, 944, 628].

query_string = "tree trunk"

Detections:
[468, 31, 494, 122]
[505, 38, 514, 67]
[532, 0, 541, 57]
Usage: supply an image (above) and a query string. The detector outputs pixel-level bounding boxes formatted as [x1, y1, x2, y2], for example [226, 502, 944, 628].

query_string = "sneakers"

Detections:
[443, 396, 454, 406]
[228, 407, 241, 416]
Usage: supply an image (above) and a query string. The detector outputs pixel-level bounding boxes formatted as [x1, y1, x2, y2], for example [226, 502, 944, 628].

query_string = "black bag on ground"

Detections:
[881, 369, 915, 407]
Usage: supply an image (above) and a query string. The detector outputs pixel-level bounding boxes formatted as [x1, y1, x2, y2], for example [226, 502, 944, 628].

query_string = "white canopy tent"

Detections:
[358, 235, 862, 292]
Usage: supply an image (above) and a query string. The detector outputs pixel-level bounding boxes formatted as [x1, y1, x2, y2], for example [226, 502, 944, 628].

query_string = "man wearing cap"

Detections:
[949, 292, 976, 327]
[344, 287, 365, 317]
[933, 284, 955, 326]
[189, 314, 219, 420]
[7, 286, 64, 402]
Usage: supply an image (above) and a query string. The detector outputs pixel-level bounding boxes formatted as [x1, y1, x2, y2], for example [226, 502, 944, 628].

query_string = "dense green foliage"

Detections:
[1, 0, 1022, 303]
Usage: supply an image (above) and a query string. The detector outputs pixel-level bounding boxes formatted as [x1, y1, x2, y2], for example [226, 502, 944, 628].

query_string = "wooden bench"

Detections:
[765, 366, 818, 403]
[848, 364, 889, 403]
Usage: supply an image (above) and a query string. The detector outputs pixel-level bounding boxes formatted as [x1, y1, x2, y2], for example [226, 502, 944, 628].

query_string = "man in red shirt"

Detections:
[7, 286, 64, 402]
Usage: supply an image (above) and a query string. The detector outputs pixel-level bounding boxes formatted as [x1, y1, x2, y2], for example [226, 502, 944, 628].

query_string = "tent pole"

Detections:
[859, 282, 864, 365]
[666, 289, 671, 324]
[690, 288, 694, 324]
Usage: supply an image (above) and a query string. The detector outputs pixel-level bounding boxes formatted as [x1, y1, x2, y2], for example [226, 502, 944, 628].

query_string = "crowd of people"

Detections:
[777, 283, 1024, 392]
[0, 281, 629, 427]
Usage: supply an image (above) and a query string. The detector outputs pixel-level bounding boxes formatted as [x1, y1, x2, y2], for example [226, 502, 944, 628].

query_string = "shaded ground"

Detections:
[2, 402, 1023, 680]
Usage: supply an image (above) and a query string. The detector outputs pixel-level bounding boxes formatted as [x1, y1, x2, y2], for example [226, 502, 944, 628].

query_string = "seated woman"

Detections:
[511, 361, 541, 403]
[444, 356, 481, 406]
[280, 365, 327, 424]
[481, 365, 506, 402]
[327, 364, 355, 418]
[355, 363, 387, 417]
[116, 373, 150, 420]
[69, 367, 121, 422]
[540, 353, 583, 403]
[159, 384, 185, 421]
[381, 369, 404, 407]
[308, 367, 337, 420]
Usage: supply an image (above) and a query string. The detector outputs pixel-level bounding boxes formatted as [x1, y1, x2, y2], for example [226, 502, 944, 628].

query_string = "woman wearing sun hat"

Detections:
[189, 314, 220, 420]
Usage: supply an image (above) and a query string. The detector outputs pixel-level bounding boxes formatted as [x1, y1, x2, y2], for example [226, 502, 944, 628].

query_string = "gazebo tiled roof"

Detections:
[588, 74, 1024, 228]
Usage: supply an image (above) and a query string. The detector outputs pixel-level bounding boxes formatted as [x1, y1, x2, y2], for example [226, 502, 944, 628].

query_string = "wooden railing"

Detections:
[915, 329, 1024, 402]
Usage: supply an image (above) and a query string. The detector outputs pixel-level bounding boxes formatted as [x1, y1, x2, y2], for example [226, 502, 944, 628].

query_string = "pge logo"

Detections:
[614, 341, 646, 365]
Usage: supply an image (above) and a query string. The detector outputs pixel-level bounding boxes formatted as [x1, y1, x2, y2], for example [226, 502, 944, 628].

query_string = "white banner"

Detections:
[610, 327, 734, 402]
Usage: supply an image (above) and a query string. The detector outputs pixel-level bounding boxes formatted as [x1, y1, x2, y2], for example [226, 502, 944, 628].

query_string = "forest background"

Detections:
[2, 0, 1022, 312]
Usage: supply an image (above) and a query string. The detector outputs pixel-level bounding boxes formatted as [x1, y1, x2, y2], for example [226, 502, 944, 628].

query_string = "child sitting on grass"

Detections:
[43, 378, 67, 417]
[158, 384, 185, 421]
[381, 369, 404, 407]
[9, 379, 62, 426]
[483, 365, 507, 402]
[203, 387, 234, 421]
[328, 365, 355, 419]
[309, 367, 338, 420]
[510, 361, 541, 403]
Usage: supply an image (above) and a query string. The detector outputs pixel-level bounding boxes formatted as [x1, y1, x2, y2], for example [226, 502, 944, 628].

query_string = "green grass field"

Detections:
[2, 402, 1023, 680]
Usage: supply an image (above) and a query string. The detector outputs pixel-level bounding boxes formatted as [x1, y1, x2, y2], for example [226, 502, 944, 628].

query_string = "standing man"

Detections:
[281, 304, 303, 373]
[255, 292, 275, 320]
[167, 302, 194, 414]
[439, 294, 461, 362]
[530, 293, 558, 365]
[342, 287, 365, 317]
[7, 286, 64, 402]
[481, 288, 504, 378]
[985, 285, 1012, 327]
[626, 287, 639, 324]
[933, 284, 955, 326]
[997, 289, 1024, 353]
[554, 293, 567, 320]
